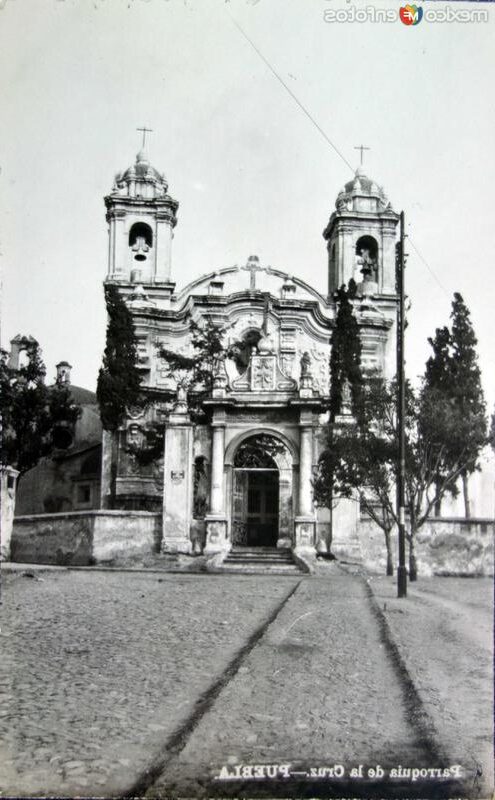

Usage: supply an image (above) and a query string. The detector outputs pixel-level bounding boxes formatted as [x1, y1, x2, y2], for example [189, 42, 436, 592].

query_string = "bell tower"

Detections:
[104, 143, 179, 292]
[323, 166, 399, 298]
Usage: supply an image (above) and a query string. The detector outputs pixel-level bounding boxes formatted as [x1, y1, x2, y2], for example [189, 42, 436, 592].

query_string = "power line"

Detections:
[228, 13, 354, 172]
[229, 12, 449, 296]
[408, 237, 450, 297]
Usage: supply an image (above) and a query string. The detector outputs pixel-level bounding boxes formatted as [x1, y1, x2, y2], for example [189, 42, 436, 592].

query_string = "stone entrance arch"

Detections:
[225, 430, 297, 549]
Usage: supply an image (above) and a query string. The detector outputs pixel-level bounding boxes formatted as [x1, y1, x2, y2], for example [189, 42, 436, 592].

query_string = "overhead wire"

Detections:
[229, 14, 354, 173]
[228, 11, 450, 297]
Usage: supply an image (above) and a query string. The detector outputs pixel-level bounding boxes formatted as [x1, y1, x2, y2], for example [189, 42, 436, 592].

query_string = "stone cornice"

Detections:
[203, 396, 326, 410]
[104, 194, 179, 224]
[323, 209, 399, 240]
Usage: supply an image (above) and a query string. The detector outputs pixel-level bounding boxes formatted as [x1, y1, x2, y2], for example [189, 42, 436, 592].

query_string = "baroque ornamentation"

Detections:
[310, 345, 330, 394]
[251, 356, 275, 391]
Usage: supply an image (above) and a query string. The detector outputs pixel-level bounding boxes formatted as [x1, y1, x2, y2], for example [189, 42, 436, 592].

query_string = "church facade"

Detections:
[100, 148, 399, 559]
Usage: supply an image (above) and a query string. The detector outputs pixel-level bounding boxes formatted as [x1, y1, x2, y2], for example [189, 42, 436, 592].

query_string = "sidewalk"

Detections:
[366, 573, 494, 797]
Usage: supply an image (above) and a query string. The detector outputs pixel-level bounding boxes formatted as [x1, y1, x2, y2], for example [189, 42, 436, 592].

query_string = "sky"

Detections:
[1, 0, 494, 411]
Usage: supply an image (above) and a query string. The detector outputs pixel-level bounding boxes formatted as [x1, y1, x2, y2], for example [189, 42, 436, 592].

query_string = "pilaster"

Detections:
[155, 215, 173, 283]
[294, 408, 317, 553]
[162, 396, 193, 553]
[204, 409, 229, 554]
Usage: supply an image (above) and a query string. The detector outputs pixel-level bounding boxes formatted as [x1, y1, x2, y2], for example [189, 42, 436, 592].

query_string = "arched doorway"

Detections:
[232, 434, 284, 547]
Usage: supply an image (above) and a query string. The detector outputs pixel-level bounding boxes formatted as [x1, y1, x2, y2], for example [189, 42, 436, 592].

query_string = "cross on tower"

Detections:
[242, 255, 263, 290]
[137, 126, 153, 148]
[354, 144, 370, 166]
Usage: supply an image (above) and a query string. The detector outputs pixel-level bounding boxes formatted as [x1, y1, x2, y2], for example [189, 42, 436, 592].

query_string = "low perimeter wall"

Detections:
[357, 517, 494, 576]
[11, 511, 162, 566]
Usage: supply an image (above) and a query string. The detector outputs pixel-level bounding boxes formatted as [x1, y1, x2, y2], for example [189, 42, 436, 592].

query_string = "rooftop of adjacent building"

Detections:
[63, 385, 97, 405]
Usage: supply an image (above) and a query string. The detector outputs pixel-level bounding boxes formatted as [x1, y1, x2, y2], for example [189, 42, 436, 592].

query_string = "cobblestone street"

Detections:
[0, 567, 491, 799]
[0, 570, 298, 797]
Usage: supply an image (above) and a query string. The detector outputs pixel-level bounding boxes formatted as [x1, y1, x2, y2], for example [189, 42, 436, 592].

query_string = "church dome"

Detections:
[335, 167, 393, 213]
[113, 150, 169, 196]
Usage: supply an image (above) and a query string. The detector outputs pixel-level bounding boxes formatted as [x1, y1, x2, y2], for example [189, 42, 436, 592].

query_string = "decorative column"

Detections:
[162, 389, 193, 553]
[204, 408, 229, 554]
[210, 424, 224, 514]
[294, 410, 316, 553]
[299, 425, 313, 516]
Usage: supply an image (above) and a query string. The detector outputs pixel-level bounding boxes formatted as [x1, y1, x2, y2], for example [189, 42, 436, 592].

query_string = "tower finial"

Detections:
[353, 144, 370, 166]
[137, 126, 153, 149]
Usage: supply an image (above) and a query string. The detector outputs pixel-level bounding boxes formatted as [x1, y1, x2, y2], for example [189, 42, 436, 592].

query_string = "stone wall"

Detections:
[91, 511, 162, 562]
[357, 516, 494, 577]
[11, 511, 161, 566]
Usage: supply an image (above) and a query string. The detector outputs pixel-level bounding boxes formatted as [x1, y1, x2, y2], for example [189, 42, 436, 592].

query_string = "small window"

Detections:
[77, 485, 91, 504]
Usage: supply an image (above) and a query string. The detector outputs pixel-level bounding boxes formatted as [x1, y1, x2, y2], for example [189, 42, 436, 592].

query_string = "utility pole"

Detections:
[396, 212, 407, 598]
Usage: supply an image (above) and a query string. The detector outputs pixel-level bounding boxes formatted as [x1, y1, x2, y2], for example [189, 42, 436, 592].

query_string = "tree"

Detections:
[319, 281, 364, 554]
[490, 406, 495, 454]
[424, 294, 487, 518]
[0, 337, 80, 477]
[315, 374, 483, 580]
[314, 404, 396, 575]
[122, 317, 230, 468]
[448, 293, 487, 517]
[96, 285, 142, 431]
[424, 324, 452, 515]
[158, 317, 228, 421]
[315, 376, 400, 575]
[329, 280, 364, 424]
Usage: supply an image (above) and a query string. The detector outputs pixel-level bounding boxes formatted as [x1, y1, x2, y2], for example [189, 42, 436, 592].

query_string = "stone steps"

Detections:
[219, 547, 303, 575]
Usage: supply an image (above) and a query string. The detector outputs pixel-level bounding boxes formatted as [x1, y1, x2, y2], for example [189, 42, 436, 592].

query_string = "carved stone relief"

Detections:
[280, 353, 295, 377]
[251, 355, 276, 391]
[279, 327, 297, 352]
[310, 345, 330, 395]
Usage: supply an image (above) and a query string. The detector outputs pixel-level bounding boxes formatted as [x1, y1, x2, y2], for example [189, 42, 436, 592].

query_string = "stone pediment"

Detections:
[174, 258, 328, 307]
[231, 352, 297, 393]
